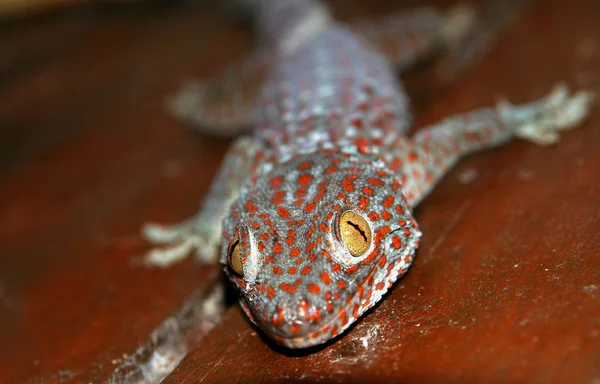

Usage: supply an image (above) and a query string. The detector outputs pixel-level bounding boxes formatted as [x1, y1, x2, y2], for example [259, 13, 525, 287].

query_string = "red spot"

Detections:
[353, 305, 360, 319]
[351, 117, 363, 129]
[280, 283, 297, 294]
[271, 176, 284, 187]
[392, 236, 402, 249]
[272, 191, 285, 205]
[357, 286, 364, 300]
[291, 324, 301, 335]
[290, 248, 300, 258]
[355, 137, 369, 155]
[286, 230, 296, 246]
[278, 207, 291, 218]
[298, 174, 312, 185]
[368, 178, 384, 186]
[330, 325, 339, 337]
[325, 166, 338, 174]
[391, 157, 403, 171]
[383, 195, 394, 208]
[257, 242, 265, 252]
[407, 151, 418, 163]
[307, 283, 321, 294]
[259, 233, 269, 241]
[295, 186, 308, 198]
[308, 253, 317, 261]
[387, 261, 396, 274]
[332, 264, 341, 272]
[299, 161, 312, 170]
[288, 267, 297, 275]
[396, 205, 404, 214]
[368, 212, 380, 221]
[375, 282, 385, 290]
[381, 210, 392, 220]
[345, 265, 358, 274]
[267, 286, 275, 299]
[362, 186, 374, 195]
[359, 196, 369, 211]
[245, 200, 257, 213]
[342, 180, 354, 192]
[272, 306, 284, 327]
[339, 311, 348, 325]
[320, 272, 331, 285]
[305, 202, 315, 213]
[249, 221, 260, 229]
[301, 265, 312, 275]
[273, 243, 282, 254]
[378, 226, 391, 237]
[378, 255, 387, 267]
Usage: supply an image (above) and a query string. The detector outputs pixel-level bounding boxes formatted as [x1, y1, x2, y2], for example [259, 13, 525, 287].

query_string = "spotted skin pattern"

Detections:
[143, 0, 594, 348]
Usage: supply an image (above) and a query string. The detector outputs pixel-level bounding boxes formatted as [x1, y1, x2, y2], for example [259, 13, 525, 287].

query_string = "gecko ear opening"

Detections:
[227, 236, 243, 276]
[339, 211, 372, 257]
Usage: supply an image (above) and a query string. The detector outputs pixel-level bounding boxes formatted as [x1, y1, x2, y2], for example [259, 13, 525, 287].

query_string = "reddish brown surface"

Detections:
[1, 0, 599, 383]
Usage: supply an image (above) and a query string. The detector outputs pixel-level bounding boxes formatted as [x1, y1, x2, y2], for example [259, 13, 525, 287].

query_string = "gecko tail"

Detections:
[231, 0, 332, 55]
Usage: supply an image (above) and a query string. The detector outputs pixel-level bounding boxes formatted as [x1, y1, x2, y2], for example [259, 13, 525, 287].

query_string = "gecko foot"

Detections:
[142, 221, 218, 268]
[498, 84, 595, 145]
[440, 3, 477, 48]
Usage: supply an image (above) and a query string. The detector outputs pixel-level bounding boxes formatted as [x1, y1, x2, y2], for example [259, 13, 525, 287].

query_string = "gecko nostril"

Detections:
[274, 296, 322, 335]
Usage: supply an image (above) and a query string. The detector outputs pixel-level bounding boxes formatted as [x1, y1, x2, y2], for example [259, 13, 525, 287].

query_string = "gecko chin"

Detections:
[219, 150, 421, 349]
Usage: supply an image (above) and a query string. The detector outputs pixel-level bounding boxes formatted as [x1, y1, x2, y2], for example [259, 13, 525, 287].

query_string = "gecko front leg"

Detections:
[143, 136, 269, 267]
[395, 84, 594, 207]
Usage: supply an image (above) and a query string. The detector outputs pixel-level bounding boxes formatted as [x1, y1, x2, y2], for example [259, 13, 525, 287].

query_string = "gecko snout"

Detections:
[270, 295, 324, 337]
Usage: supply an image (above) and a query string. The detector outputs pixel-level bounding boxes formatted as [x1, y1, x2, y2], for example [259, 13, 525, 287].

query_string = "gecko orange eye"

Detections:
[227, 236, 243, 276]
[339, 211, 372, 257]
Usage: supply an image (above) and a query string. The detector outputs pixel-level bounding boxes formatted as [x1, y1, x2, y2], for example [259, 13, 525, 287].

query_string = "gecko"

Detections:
[140, 0, 594, 349]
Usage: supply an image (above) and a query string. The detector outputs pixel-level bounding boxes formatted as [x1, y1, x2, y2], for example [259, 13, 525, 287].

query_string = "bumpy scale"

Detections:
[142, 0, 594, 348]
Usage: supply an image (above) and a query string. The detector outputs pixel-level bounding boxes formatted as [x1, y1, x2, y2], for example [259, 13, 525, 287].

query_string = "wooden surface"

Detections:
[1, 0, 599, 383]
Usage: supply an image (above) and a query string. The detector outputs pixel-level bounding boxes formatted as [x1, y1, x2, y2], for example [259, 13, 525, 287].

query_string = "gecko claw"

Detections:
[500, 84, 595, 146]
[141, 219, 219, 267]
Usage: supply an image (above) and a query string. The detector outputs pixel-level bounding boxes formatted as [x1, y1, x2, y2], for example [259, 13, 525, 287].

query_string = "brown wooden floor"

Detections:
[1, 0, 599, 383]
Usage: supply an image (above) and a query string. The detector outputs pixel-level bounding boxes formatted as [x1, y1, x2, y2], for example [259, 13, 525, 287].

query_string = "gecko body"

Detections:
[143, 0, 594, 349]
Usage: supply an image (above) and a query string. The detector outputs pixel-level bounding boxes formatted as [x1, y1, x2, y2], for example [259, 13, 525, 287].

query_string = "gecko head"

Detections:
[220, 150, 421, 349]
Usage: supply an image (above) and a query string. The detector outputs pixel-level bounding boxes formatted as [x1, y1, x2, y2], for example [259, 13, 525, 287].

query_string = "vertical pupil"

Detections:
[229, 239, 239, 257]
[347, 221, 367, 242]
